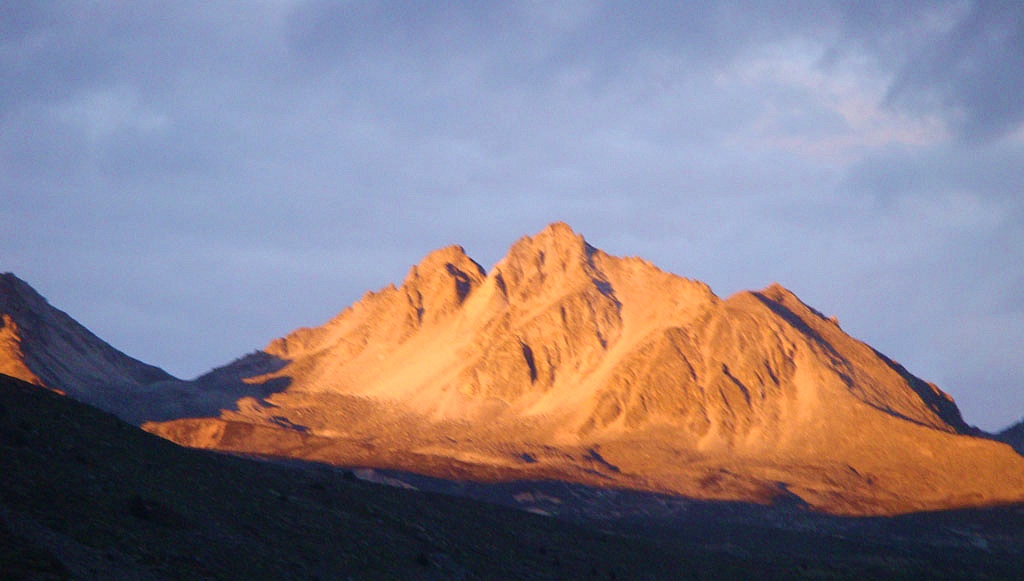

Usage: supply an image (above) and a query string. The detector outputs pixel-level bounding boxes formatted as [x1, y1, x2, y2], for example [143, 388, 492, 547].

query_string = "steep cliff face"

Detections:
[141, 223, 1024, 515]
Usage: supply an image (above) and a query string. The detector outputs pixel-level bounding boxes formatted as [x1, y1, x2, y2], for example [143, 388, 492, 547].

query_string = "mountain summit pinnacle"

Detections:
[500, 222, 591, 271]
[515, 221, 588, 253]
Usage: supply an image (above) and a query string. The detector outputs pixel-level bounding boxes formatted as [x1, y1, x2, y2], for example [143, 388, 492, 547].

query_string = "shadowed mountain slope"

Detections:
[140, 223, 1024, 516]
[0, 273, 175, 419]
[998, 420, 1024, 455]
[0, 273, 297, 424]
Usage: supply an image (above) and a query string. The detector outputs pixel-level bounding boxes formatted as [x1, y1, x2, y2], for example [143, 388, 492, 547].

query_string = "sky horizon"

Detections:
[3, 2, 1022, 431]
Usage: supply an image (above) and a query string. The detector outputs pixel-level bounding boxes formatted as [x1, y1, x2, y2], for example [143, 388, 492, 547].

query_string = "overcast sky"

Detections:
[3, 1, 1022, 430]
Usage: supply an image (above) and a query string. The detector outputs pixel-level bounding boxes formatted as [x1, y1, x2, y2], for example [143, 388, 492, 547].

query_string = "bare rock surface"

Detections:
[133, 223, 1024, 516]
[4, 225, 1023, 517]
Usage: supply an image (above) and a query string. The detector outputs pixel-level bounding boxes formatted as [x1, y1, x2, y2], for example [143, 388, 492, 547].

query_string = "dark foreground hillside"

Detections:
[2, 373, 1022, 580]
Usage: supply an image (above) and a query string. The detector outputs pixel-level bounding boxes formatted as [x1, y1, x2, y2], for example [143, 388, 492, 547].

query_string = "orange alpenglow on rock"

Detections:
[139, 223, 1024, 516]
[4, 226, 1023, 517]
[0, 314, 44, 387]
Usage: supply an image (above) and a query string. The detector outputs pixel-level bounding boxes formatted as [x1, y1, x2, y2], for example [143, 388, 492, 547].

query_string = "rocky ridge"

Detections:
[4, 225, 1023, 516]
[137, 223, 1024, 515]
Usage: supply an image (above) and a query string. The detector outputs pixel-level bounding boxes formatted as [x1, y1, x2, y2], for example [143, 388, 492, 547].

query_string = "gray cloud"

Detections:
[885, 0, 1024, 142]
[845, 141, 1024, 200]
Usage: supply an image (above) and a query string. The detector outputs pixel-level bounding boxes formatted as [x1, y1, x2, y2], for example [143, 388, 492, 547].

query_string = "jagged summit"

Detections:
[401, 245, 486, 318]
[4, 226, 1022, 516]
[137, 223, 1024, 515]
[503, 221, 590, 263]
[491, 222, 612, 307]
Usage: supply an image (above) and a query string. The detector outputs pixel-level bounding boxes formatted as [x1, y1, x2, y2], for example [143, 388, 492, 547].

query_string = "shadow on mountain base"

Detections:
[127, 351, 293, 424]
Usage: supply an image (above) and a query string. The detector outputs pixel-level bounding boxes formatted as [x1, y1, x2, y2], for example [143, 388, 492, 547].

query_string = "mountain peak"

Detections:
[14, 227, 1024, 517]
[401, 245, 488, 323]
[403, 245, 484, 285]
[506, 222, 589, 261]
[537, 221, 583, 242]
[492, 223, 600, 302]
[758, 282, 793, 300]
[0, 272, 50, 315]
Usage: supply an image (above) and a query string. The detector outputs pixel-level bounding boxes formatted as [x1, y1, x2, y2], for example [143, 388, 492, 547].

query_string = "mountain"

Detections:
[140, 223, 1024, 516]
[0, 273, 176, 419]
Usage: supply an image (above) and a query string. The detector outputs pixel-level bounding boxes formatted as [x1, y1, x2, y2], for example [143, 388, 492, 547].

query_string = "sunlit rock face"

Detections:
[142, 223, 1024, 515]
[5, 225, 1022, 516]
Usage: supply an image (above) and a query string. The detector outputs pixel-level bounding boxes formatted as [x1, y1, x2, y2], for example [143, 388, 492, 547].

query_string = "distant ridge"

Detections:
[0, 273, 174, 418]
[0, 273, 305, 424]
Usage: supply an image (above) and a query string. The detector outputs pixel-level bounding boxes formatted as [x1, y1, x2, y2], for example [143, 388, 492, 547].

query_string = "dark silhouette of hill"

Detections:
[3, 373, 1024, 579]
[0, 373, 685, 579]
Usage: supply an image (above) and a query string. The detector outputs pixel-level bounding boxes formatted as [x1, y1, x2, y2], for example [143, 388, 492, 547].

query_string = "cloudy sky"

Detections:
[3, 1, 1022, 430]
